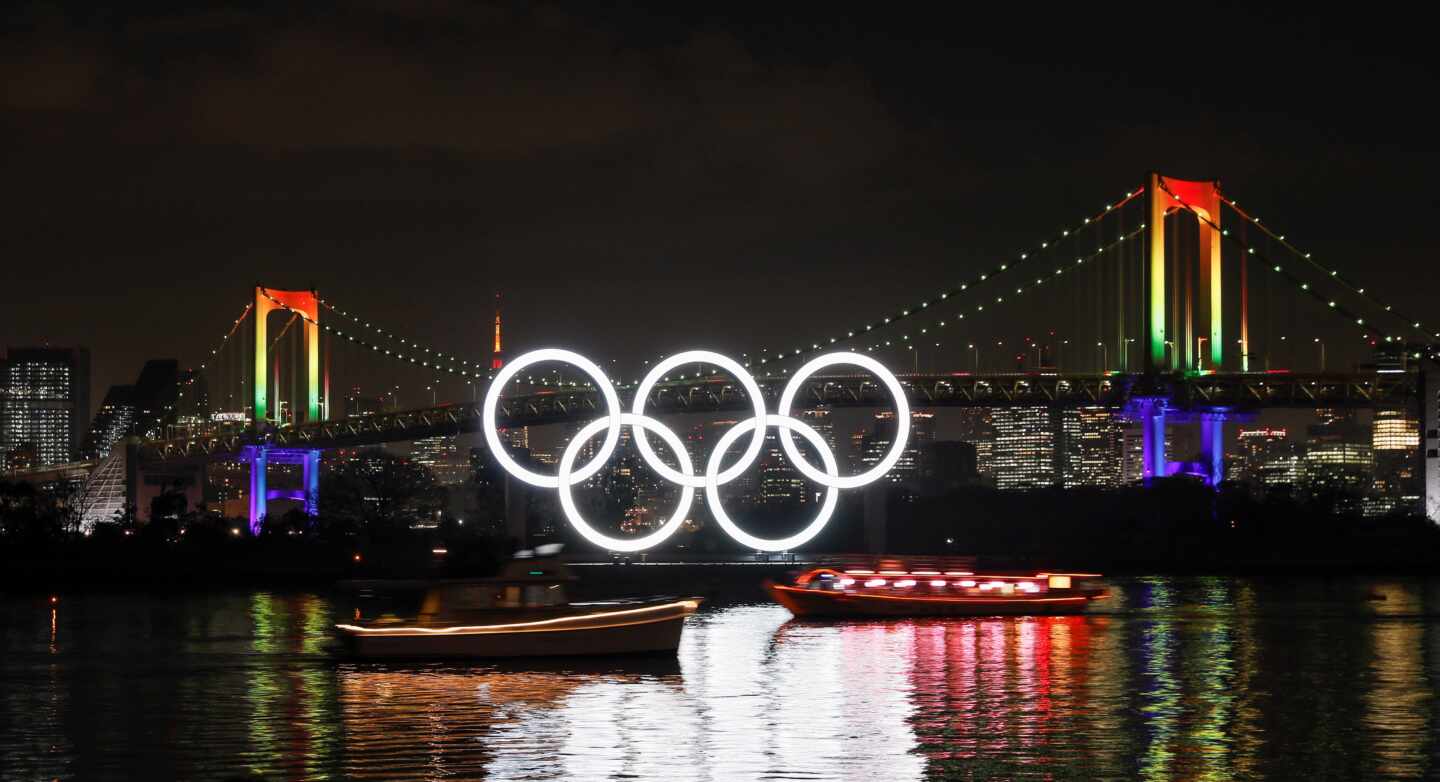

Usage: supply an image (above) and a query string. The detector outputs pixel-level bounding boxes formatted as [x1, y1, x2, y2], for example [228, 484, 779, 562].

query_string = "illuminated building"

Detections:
[1309, 408, 1365, 444]
[81, 360, 210, 459]
[952, 408, 994, 479]
[861, 409, 935, 483]
[799, 406, 836, 450]
[1257, 444, 1305, 490]
[991, 407, 1056, 490]
[83, 385, 137, 460]
[758, 430, 807, 505]
[1059, 406, 1122, 487]
[2, 346, 90, 468]
[1121, 425, 1146, 484]
[1232, 427, 1289, 486]
[411, 435, 468, 486]
[849, 428, 868, 472]
[1372, 407, 1421, 512]
[502, 425, 529, 451]
[1304, 441, 1374, 494]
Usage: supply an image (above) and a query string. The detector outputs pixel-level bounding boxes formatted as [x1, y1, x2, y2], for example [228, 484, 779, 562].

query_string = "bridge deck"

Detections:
[132, 370, 1418, 462]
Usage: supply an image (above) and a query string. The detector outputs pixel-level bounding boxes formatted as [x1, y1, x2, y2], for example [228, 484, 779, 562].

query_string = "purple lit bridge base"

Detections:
[1122, 397, 1253, 487]
[241, 446, 321, 535]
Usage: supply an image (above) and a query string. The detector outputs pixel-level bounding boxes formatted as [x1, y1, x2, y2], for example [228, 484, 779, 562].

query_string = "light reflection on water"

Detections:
[2, 577, 1440, 780]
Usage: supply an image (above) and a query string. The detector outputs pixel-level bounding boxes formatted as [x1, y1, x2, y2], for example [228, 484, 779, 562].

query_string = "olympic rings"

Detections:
[776, 352, 910, 489]
[483, 348, 910, 552]
[558, 413, 694, 553]
[482, 348, 621, 488]
[705, 415, 839, 551]
[631, 350, 767, 488]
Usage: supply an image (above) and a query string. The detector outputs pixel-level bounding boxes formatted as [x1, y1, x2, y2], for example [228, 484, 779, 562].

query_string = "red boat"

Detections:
[766, 559, 1108, 618]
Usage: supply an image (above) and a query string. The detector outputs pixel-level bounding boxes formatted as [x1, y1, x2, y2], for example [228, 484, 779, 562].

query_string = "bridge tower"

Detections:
[247, 286, 323, 534]
[1133, 174, 1244, 486]
[1145, 173, 1231, 373]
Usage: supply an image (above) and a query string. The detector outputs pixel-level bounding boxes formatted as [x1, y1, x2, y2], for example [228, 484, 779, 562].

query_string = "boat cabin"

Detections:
[416, 556, 578, 622]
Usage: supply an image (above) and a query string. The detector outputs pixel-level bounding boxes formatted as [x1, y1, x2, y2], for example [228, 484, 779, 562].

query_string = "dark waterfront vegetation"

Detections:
[5, 459, 1440, 592]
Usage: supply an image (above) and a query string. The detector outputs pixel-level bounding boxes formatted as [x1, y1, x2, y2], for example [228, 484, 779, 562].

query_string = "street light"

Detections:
[1124, 338, 1136, 372]
[1197, 337, 1208, 371]
[1096, 341, 1108, 372]
[1164, 340, 1175, 370]
[968, 343, 979, 371]
[1314, 337, 1325, 371]
[1060, 339, 1070, 370]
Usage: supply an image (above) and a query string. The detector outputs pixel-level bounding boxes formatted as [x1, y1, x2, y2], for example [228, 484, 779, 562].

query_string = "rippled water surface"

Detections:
[4, 576, 1440, 780]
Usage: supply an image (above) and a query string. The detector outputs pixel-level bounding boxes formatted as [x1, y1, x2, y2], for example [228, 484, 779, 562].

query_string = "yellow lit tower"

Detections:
[491, 292, 505, 370]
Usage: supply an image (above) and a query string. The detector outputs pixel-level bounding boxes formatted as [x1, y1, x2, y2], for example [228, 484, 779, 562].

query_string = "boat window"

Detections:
[500, 585, 522, 608]
[519, 584, 566, 607]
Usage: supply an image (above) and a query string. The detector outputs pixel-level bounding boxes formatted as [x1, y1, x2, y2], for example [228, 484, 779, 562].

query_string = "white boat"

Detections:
[335, 554, 701, 659]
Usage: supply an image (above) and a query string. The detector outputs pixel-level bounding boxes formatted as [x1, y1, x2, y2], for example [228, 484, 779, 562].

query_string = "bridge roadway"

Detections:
[137, 369, 1419, 462]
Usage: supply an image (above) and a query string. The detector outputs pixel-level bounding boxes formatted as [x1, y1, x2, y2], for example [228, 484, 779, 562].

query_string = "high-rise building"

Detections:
[82, 384, 137, 460]
[1304, 441, 1374, 494]
[860, 409, 936, 484]
[3, 347, 90, 468]
[81, 359, 207, 459]
[991, 407, 1057, 490]
[1120, 425, 1146, 485]
[1257, 444, 1306, 490]
[1059, 406, 1122, 487]
[798, 406, 836, 451]
[757, 430, 807, 505]
[952, 408, 995, 479]
[127, 360, 182, 440]
[502, 426, 529, 451]
[1233, 427, 1290, 486]
[1374, 408, 1421, 452]
[1372, 407, 1421, 510]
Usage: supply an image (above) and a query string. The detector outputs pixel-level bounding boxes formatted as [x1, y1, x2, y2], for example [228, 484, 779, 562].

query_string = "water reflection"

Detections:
[2, 578, 1440, 779]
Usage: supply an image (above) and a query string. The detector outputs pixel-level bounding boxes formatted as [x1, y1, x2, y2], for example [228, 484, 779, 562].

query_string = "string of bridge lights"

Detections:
[177, 302, 254, 407]
[318, 296, 593, 390]
[262, 290, 488, 382]
[1156, 179, 1404, 348]
[744, 186, 1146, 371]
[851, 223, 1148, 356]
[1217, 194, 1439, 344]
[316, 297, 481, 377]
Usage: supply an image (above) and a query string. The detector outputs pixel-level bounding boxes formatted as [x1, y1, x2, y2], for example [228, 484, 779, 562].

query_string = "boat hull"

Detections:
[768, 583, 1100, 618]
[338, 599, 700, 659]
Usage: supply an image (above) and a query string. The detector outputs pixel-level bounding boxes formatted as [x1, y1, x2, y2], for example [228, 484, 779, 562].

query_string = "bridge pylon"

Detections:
[253, 286, 321, 425]
[247, 286, 323, 533]
[1146, 173, 1240, 373]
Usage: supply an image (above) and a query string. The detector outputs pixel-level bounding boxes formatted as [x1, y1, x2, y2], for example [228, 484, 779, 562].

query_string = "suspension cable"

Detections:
[1157, 178, 1404, 347]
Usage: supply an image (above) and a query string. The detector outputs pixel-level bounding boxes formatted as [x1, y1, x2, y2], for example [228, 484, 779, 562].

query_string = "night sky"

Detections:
[4, 2, 1437, 409]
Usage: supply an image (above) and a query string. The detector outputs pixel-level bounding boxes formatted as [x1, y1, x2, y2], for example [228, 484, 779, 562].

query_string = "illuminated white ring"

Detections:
[776, 352, 910, 489]
[631, 350, 768, 488]
[558, 413, 694, 552]
[705, 415, 839, 552]
[482, 348, 621, 488]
